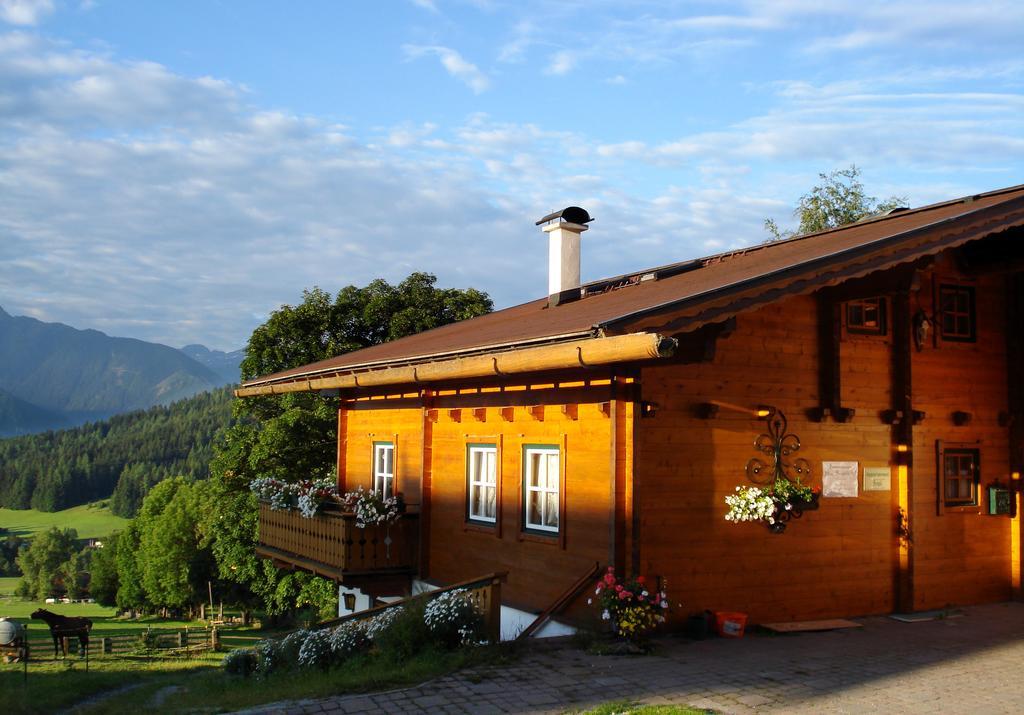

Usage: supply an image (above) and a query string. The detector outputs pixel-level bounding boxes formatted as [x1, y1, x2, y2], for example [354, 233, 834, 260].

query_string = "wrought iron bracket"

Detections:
[746, 407, 815, 533]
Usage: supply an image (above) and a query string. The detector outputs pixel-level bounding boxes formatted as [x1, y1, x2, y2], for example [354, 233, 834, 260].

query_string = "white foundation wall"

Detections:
[337, 586, 373, 617]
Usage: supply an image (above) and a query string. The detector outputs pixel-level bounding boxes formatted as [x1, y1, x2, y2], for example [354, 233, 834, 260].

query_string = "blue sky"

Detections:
[1, 0, 1022, 350]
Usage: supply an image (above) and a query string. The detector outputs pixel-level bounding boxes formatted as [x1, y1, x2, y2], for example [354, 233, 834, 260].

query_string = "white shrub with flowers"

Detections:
[339, 486, 400, 529]
[422, 588, 484, 646]
[364, 605, 404, 640]
[329, 620, 371, 658]
[724, 485, 778, 525]
[296, 628, 334, 670]
[249, 477, 339, 518]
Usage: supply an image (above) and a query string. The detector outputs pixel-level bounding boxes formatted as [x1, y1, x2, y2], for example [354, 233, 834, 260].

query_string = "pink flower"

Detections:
[618, 591, 628, 600]
[638, 594, 645, 602]
[615, 584, 623, 592]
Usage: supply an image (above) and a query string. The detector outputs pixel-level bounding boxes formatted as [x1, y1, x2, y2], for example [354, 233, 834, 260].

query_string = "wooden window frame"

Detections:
[844, 296, 887, 336]
[372, 441, 395, 499]
[938, 284, 977, 343]
[936, 440, 981, 513]
[466, 443, 499, 527]
[521, 444, 561, 538]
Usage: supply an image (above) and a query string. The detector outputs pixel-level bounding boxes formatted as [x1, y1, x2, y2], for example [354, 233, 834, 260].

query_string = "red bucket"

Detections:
[714, 611, 747, 638]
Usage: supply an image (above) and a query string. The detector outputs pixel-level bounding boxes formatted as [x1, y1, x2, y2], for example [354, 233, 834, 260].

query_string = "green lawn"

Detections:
[0, 576, 20, 596]
[0, 501, 127, 541]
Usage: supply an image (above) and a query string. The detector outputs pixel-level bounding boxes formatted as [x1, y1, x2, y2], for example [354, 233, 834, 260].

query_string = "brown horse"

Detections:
[30, 608, 92, 658]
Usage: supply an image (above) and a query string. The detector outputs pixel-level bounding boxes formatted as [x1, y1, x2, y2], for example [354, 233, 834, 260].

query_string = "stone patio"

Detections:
[243, 601, 1024, 714]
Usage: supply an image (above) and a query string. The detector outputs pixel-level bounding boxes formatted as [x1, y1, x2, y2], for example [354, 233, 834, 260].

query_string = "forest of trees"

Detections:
[0, 388, 234, 515]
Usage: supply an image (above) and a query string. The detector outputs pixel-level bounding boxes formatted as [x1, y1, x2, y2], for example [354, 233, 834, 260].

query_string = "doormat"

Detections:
[890, 609, 965, 623]
[761, 619, 862, 633]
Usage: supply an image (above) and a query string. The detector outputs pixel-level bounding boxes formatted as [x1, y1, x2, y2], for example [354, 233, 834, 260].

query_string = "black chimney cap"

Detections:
[535, 206, 593, 226]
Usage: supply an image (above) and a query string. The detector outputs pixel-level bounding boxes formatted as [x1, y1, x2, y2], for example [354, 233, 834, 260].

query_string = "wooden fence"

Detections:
[18, 625, 254, 661]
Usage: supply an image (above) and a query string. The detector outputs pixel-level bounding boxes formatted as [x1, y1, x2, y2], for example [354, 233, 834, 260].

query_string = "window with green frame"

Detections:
[523, 445, 560, 534]
[467, 443, 498, 524]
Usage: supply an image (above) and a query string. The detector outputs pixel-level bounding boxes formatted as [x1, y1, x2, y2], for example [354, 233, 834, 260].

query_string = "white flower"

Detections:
[595, 588, 600, 595]
[602, 610, 610, 621]
[641, 591, 648, 597]
[587, 598, 592, 604]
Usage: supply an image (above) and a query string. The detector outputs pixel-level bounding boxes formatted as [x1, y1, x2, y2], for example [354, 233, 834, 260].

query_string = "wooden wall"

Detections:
[908, 263, 1012, 610]
[337, 384, 626, 613]
[636, 257, 1015, 623]
[342, 406, 424, 507]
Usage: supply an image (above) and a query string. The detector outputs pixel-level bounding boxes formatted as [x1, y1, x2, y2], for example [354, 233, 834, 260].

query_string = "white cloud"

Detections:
[544, 50, 575, 76]
[403, 44, 490, 93]
[0, 0, 53, 26]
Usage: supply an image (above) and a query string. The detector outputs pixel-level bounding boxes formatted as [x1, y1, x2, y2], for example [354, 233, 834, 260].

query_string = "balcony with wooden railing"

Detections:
[255, 502, 418, 581]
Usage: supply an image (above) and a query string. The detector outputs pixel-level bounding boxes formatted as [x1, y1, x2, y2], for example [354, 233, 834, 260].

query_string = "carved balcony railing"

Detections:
[255, 501, 418, 580]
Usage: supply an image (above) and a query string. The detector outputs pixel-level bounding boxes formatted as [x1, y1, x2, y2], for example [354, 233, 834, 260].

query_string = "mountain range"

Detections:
[0, 306, 243, 437]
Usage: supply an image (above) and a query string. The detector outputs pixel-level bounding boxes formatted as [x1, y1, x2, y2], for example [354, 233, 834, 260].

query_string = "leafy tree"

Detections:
[139, 479, 217, 613]
[764, 165, 908, 241]
[115, 520, 146, 611]
[0, 529, 26, 576]
[88, 532, 120, 606]
[209, 273, 492, 617]
[15, 526, 79, 599]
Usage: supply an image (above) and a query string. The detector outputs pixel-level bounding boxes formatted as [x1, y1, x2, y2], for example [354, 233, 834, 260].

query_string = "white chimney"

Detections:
[536, 206, 592, 306]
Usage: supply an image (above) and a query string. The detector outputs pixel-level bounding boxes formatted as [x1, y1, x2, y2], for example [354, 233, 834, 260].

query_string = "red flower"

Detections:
[637, 576, 646, 585]
[615, 584, 623, 592]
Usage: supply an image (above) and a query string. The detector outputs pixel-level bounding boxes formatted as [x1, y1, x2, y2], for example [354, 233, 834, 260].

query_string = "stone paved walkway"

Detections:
[244, 602, 1024, 714]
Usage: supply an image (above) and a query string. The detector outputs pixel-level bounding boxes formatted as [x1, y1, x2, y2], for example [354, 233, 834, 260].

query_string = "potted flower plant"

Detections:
[590, 567, 669, 648]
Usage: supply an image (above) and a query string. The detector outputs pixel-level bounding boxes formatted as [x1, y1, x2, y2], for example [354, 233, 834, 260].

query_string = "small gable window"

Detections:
[939, 285, 976, 342]
[845, 297, 887, 335]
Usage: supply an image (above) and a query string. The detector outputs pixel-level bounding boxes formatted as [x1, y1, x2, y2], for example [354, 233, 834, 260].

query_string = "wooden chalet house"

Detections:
[237, 187, 1024, 631]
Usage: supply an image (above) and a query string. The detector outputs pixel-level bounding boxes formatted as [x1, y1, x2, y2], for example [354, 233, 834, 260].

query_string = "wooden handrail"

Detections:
[517, 561, 601, 640]
[314, 571, 509, 637]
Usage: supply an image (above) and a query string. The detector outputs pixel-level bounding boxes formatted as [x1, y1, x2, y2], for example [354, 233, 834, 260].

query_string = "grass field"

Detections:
[0, 501, 127, 540]
[1, 596, 266, 714]
[0, 576, 20, 596]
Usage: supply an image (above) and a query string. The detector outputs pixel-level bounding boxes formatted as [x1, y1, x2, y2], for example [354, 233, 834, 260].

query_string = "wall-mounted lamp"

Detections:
[896, 444, 910, 453]
[343, 593, 356, 611]
[756, 405, 773, 418]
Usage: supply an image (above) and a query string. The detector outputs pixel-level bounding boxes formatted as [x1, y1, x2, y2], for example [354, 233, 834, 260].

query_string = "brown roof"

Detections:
[244, 183, 1024, 387]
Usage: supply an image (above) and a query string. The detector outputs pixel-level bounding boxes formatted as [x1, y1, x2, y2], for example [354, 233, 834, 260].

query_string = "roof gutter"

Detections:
[234, 332, 676, 398]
